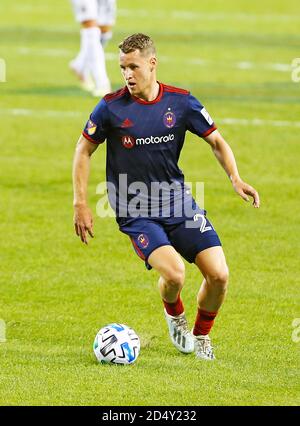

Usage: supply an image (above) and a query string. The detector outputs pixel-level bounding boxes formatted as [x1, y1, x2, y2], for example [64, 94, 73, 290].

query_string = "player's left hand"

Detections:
[232, 178, 260, 208]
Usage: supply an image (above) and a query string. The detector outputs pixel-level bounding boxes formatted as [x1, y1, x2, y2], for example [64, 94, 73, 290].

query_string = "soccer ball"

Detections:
[93, 323, 140, 365]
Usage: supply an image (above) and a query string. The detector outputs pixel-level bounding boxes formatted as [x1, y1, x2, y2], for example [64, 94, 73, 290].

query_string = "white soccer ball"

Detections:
[93, 323, 140, 365]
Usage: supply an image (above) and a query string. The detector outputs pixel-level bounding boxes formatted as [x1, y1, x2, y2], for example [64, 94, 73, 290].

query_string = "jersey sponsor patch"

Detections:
[200, 107, 213, 125]
[121, 133, 175, 148]
[122, 135, 135, 149]
[87, 119, 97, 135]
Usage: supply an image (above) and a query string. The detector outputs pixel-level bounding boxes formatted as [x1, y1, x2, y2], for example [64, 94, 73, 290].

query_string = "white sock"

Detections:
[71, 28, 89, 78]
[100, 31, 113, 48]
[84, 27, 110, 90]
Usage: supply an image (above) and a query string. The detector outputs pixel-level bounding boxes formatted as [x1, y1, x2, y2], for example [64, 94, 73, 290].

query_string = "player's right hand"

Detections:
[232, 178, 260, 208]
[73, 204, 94, 244]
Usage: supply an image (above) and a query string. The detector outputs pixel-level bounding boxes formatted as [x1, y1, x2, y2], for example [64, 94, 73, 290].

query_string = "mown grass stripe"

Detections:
[1, 108, 300, 128]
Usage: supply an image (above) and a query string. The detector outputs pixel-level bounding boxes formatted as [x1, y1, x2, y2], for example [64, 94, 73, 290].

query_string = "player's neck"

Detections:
[138, 81, 160, 102]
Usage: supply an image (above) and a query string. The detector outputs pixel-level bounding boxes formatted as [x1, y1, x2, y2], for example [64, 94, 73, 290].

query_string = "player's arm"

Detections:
[204, 130, 260, 208]
[72, 135, 99, 244]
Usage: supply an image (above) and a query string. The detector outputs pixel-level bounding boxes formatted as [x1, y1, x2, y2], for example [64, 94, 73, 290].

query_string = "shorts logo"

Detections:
[87, 119, 97, 136]
[163, 109, 176, 128]
[137, 234, 149, 249]
[122, 135, 135, 149]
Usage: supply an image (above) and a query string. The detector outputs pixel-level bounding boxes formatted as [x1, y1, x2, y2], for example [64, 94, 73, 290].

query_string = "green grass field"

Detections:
[0, 0, 299, 406]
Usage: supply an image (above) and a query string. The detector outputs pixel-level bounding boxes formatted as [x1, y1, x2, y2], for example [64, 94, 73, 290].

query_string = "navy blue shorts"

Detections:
[119, 209, 221, 270]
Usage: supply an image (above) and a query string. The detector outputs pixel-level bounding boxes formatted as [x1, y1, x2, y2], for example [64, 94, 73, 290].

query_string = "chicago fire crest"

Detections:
[163, 110, 176, 128]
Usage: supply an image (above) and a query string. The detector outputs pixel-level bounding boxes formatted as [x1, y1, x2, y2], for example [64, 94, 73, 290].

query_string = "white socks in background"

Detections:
[70, 26, 111, 96]
[100, 31, 113, 48]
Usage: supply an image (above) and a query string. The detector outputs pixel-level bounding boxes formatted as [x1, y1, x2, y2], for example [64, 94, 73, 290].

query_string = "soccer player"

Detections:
[70, 0, 116, 97]
[72, 33, 260, 360]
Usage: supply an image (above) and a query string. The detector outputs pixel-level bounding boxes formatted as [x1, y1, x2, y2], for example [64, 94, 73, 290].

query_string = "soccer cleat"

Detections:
[80, 76, 95, 93]
[192, 332, 215, 360]
[164, 310, 194, 353]
[69, 60, 95, 93]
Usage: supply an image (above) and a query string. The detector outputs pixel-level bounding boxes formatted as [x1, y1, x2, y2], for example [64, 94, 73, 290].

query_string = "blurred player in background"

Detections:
[73, 34, 260, 360]
[70, 0, 116, 97]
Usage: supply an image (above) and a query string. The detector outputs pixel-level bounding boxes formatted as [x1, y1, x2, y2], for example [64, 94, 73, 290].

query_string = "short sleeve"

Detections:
[82, 98, 110, 144]
[186, 94, 217, 138]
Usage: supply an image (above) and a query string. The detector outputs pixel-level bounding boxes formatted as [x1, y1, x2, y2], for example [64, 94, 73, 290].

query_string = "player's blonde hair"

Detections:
[118, 33, 156, 57]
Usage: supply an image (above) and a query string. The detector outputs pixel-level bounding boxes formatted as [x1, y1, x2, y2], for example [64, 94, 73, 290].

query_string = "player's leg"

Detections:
[168, 208, 226, 359]
[97, 0, 116, 47]
[85, 0, 116, 95]
[70, 19, 99, 92]
[192, 246, 229, 360]
[85, 23, 111, 97]
[70, 0, 96, 89]
[120, 219, 194, 354]
[70, 0, 110, 96]
[148, 246, 194, 354]
[195, 246, 229, 313]
[99, 25, 113, 48]
[148, 245, 185, 304]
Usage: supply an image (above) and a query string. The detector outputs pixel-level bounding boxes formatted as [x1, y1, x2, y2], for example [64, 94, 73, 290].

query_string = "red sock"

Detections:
[193, 309, 218, 336]
[163, 295, 184, 317]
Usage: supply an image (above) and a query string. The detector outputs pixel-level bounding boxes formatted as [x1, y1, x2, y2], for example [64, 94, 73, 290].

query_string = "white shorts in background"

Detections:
[72, 0, 98, 23]
[97, 0, 116, 26]
[71, 0, 116, 26]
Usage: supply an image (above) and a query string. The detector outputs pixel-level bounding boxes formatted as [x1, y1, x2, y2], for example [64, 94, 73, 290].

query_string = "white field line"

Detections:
[17, 47, 71, 57]
[15, 48, 292, 73]
[218, 118, 300, 128]
[118, 9, 300, 23]
[1, 108, 300, 129]
[0, 108, 83, 118]
[12, 5, 300, 23]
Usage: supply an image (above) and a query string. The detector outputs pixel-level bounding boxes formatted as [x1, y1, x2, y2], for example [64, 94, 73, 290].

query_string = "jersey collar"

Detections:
[131, 82, 163, 105]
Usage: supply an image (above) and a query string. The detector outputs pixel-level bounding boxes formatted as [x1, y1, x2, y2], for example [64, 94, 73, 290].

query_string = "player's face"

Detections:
[119, 49, 156, 97]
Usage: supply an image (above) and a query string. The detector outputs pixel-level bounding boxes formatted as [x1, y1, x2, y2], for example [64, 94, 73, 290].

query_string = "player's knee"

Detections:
[206, 265, 229, 291]
[81, 20, 98, 28]
[164, 263, 185, 289]
[100, 25, 113, 33]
